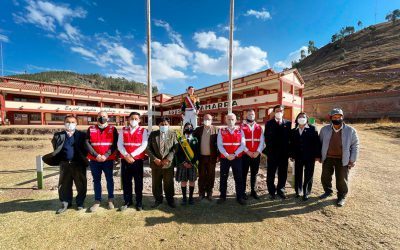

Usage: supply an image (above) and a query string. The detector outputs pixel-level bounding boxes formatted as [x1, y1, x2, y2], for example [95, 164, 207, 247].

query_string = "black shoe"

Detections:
[188, 197, 194, 205]
[302, 195, 309, 201]
[77, 204, 85, 211]
[269, 194, 276, 200]
[206, 194, 213, 201]
[243, 193, 248, 200]
[319, 192, 333, 199]
[151, 200, 163, 208]
[277, 193, 287, 200]
[237, 198, 246, 205]
[251, 191, 260, 200]
[181, 198, 187, 206]
[217, 197, 226, 204]
[295, 194, 301, 198]
[337, 198, 346, 207]
[167, 201, 176, 208]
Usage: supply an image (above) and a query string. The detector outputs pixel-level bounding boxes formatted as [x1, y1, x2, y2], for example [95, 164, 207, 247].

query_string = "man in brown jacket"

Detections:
[193, 114, 219, 200]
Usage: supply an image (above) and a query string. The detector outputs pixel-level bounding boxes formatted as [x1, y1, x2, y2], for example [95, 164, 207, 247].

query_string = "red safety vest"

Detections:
[220, 127, 243, 158]
[87, 125, 117, 161]
[120, 126, 146, 160]
[241, 123, 262, 152]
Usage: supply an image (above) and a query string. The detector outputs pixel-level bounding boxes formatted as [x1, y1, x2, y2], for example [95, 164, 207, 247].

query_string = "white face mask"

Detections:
[130, 120, 139, 127]
[203, 120, 212, 126]
[275, 112, 283, 120]
[159, 125, 169, 133]
[247, 115, 255, 122]
[65, 122, 77, 132]
[297, 117, 307, 125]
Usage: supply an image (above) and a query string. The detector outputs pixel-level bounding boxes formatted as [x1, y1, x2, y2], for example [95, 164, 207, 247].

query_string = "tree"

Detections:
[300, 49, 306, 60]
[386, 9, 400, 24]
[357, 20, 363, 29]
[307, 40, 318, 54]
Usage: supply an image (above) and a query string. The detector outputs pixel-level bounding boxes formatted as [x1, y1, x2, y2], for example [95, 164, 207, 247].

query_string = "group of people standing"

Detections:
[45, 87, 359, 214]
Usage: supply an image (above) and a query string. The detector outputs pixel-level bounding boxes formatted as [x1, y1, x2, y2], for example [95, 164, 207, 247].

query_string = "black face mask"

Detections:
[98, 117, 108, 124]
[246, 118, 254, 123]
[331, 119, 343, 125]
[184, 128, 193, 134]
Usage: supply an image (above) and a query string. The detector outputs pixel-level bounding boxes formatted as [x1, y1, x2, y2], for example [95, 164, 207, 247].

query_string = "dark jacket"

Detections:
[193, 125, 219, 162]
[146, 130, 178, 169]
[289, 125, 321, 161]
[43, 130, 88, 166]
[263, 119, 292, 158]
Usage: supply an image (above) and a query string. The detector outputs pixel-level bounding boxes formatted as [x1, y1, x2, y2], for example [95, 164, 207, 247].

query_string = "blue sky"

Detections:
[0, 0, 399, 94]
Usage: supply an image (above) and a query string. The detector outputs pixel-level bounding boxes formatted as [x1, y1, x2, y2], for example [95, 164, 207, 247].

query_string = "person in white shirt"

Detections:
[117, 112, 148, 211]
[217, 113, 246, 205]
[241, 109, 265, 200]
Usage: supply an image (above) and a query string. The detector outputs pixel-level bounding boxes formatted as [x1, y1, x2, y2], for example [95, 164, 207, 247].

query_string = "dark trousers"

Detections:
[267, 156, 289, 195]
[152, 167, 175, 203]
[321, 157, 349, 199]
[220, 157, 243, 200]
[198, 155, 216, 197]
[294, 159, 315, 196]
[58, 161, 87, 206]
[90, 160, 114, 201]
[242, 154, 260, 194]
[121, 159, 144, 205]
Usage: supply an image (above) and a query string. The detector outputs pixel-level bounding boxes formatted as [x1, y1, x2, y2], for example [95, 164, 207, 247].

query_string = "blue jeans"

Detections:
[90, 160, 114, 201]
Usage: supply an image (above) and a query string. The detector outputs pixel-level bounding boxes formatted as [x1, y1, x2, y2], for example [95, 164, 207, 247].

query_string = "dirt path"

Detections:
[0, 124, 399, 249]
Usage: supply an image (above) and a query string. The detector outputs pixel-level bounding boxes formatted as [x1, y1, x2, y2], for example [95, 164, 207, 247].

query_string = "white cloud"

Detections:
[273, 46, 307, 70]
[13, 0, 86, 44]
[0, 34, 9, 43]
[154, 19, 184, 47]
[245, 9, 271, 20]
[71, 47, 96, 59]
[98, 17, 105, 22]
[192, 32, 269, 77]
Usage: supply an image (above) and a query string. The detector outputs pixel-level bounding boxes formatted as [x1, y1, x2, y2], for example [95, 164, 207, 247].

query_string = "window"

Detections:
[51, 114, 65, 121]
[29, 113, 41, 121]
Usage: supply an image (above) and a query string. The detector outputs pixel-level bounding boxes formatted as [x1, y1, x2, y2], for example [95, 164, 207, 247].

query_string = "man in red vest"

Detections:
[85, 111, 118, 212]
[241, 109, 265, 200]
[217, 113, 246, 205]
[117, 112, 148, 211]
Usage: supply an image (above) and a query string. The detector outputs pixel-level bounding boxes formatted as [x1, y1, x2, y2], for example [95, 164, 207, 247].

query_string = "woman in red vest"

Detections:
[117, 112, 148, 211]
[85, 111, 118, 212]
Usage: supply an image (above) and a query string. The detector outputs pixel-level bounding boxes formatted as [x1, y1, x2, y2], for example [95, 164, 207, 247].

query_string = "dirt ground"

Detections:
[0, 123, 399, 249]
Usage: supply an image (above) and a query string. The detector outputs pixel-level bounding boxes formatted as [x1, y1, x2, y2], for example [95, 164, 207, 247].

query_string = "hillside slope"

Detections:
[8, 71, 158, 95]
[297, 21, 400, 99]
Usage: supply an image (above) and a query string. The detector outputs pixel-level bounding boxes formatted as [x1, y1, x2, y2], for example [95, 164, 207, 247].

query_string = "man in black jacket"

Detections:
[263, 105, 292, 200]
[43, 115, 88, 214]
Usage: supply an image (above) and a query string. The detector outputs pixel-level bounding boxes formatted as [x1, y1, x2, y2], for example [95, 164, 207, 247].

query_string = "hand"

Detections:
[100, 155, 107, 162]
[227, 154, 235, 161]
[96, 154, 103, 162]
[181, 113, 185, 119]
[161, 159, 170, 167]
[154, 158, 162, 166]
[246, 151, 253, 157]
[183, 162, 192, 168]
[124, 155, 135, 164]
[253, 152, 260, 158]
[289, 157, 294, 162]
[348, 161, 355, 169]
[315, 158, 321, 163]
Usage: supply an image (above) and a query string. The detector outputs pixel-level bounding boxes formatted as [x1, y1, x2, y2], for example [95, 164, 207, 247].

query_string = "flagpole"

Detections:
[146, 0, 153, 132]
[227, 0, 234, 114]
[0, 42, 3, 76]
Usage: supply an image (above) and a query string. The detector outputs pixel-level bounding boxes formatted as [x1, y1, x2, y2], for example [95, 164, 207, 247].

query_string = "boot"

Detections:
[181, 186, 187, 205]
[189, 186, 195, 205]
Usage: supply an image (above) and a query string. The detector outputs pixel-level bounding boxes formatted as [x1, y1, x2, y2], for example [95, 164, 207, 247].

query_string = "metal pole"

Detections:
[0, 42, 3, 76]
[227, 0, 234, 113]
[146, 0, 153, 132]
[36, 155, 44, 189]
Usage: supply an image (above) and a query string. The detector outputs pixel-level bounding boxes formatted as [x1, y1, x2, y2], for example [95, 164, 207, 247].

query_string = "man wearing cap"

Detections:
[318, 108, 359, 207]
[181, 86, 201, 129]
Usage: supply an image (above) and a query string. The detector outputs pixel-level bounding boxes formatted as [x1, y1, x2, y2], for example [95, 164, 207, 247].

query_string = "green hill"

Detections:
[8, 71, 157, 95]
